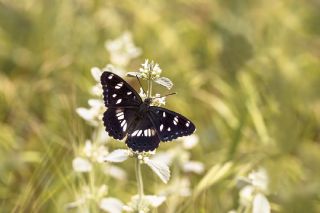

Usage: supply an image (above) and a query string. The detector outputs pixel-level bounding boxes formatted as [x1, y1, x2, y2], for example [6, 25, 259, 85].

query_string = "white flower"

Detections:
[182, 161, 205, 174]
[248, 168, 269, 192]
[151, 94, 166, 106]
[82, 140, 109, 163]
[100, 197, 124, 213]
[105, 32, 141, 67]
[123, 194, 166, 212]
[252, 193, 271, 213]
[76, 99, 105, 126]
[159, 177, 191, 197]
[104, 165, 127, 181]
[91, 67, 103, 82]
[144, 195, 166, 207]
[182, 134, 199, 149]
[238, 168, 270, 209]
[139, 59, 162, 80]
[239, 185, 254, 206]
[72, 157, 92, 172]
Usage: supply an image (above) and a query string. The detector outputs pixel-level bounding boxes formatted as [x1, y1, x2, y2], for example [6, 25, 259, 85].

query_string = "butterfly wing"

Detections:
[100, 71, 142, 107]
[103, 107, 138, 140]
[126, 116, 160, 152]
[101, 71, 142, 140]
[148, 107, 196, 142]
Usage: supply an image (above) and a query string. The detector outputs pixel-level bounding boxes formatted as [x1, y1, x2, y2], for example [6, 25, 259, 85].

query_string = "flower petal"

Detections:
[144, 158, 170, 184]
[182, 161, 205, 174]
[144, 195, 166, 207]
[91, 67, 103, 82]
[76, 107, 94, 121]
[104, 149, 128, 163]
[252, 193, 271, 213]
[72, 157, 92, 172]
[182, 135, 199, 149]
[100, 197, 124, 213]
[104, 165, 127, 180]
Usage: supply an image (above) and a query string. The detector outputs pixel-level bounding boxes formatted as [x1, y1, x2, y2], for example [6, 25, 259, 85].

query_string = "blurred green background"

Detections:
[1, 0, 320, 212]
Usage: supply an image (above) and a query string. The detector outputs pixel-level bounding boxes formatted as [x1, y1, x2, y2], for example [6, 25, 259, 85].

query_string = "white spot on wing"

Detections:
[116, 99, 122, 104]
[163, 112, 166, 117]
[116, 112, 124, 117]
[123, 123, 127, 132]
[108, 74, 113, 79]
[120, 120, 126, 127]
[167, 127, 171, 131]
[186, 121, 190, 127]
[112, 94, 117, 98]
[144, 129, 148, 136]
[151, 129, 155, 136]
[160, 124, 164, 131]
[127, 91, 132, 95]
[118, 115, 124, 120]
[174, 116, 179, 125]
[137, 130, 142, 136]
[116, 109, 123, 114]
[115, 82, 124, 89]
[132, 130, 138, 136]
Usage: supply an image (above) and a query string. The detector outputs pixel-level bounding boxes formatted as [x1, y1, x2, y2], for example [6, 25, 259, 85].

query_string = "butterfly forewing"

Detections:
[148, 107, 196, 142]
[100, 71, 142, 107]
[126, 116, 161, 152]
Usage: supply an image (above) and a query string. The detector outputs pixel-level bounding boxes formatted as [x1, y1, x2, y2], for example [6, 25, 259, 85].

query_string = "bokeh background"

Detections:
[1, 0, 320, 212]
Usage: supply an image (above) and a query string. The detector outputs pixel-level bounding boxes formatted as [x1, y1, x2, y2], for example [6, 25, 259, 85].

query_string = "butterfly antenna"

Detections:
[135, 75, 146, 95]
[155, 92, 177, 99]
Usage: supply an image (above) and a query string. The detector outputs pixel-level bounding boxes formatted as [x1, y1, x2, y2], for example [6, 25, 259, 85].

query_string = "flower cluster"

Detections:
[70, 31, 203, 213]
[139, 59, 162, 80]
[231, 168, 271, 213]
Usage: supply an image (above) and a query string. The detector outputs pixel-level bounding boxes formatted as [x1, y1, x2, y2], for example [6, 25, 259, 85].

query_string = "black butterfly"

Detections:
[101, 71, 196, 152]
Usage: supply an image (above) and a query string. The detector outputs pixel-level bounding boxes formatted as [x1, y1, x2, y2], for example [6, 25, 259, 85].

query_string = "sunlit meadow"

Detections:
[1, 1, 320, 213]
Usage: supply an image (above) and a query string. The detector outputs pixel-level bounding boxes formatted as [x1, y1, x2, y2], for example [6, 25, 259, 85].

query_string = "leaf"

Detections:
[104, 149, 128, 163]
[100, 197, 124, 213]
[252, 193, 270, 213]
[144, 158, 170, 184]
[126, 71, 142, 78]
[154, 77, 173, 90]
[194, 162, 233, 198]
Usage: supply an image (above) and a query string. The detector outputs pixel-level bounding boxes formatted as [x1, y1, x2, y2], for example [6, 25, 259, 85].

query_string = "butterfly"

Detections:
[100, 71, 196, 152]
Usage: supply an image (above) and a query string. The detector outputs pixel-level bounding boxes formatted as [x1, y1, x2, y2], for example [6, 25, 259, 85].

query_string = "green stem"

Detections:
[147, 73, 152, 98]
[135, 158, 144, 209]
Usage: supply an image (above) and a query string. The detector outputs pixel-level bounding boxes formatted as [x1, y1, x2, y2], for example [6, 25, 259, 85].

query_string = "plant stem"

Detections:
[135, 158, 144, 208]
[147, 72, 152, 98]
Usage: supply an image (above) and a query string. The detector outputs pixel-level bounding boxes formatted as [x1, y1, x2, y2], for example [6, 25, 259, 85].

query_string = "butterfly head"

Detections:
[144, 98, 152, 106]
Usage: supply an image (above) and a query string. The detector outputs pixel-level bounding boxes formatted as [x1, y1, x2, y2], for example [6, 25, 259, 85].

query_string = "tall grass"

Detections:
[0, 0, 320, 212]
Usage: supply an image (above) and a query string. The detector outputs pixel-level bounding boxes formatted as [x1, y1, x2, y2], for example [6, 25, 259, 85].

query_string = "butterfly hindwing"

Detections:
[101, 71, 142, 107]
[103, 107, 138, 140]
[148, 107, 196, 142]
[126, 116, 160, 152]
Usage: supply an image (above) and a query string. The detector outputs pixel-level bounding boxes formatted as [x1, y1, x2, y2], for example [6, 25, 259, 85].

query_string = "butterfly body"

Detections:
[101, 71, 196, 152]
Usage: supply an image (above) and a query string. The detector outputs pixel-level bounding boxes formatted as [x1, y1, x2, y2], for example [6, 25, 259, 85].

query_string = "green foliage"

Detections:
[0, 0, 320, 212]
